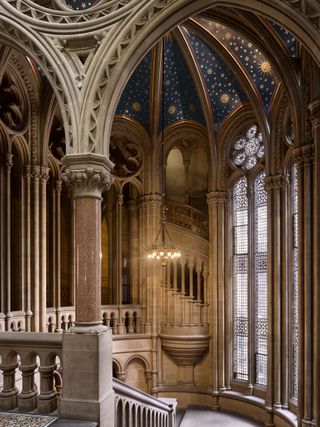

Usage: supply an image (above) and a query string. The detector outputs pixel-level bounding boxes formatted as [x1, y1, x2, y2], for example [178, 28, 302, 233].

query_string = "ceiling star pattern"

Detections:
[185, 29, 247, 130]
[269, 21, 299, 58]
[65, 0, 94, 10]
[200, 19, 279, 112]
[161, 38, 205, 129]
[115, 50, 152, 131]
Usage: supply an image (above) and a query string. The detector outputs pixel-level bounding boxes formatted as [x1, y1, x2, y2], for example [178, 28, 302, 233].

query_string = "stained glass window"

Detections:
[232, 125, 264, 170]
[254, 171, 268, 386]
[291, 164, 298, 399]
[232, 176, 249, 381]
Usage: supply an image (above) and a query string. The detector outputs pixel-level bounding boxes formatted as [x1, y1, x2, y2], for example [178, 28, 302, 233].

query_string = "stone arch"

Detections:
[0, 15, 79, 152]
[124, 355, 150, 392]
[218, 106, 263, 189]
[79, 0, 320, 157]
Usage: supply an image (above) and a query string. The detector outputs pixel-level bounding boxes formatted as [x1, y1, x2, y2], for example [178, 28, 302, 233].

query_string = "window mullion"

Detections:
[247, 181, 255, 393]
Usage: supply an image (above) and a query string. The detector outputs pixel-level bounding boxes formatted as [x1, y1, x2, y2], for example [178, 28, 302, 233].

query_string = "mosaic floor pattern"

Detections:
[0, 413, 57, 427]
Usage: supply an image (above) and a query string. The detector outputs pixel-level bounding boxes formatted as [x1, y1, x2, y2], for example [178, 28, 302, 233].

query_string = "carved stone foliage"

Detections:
[62, 166, 113, 198]
[110, 135, 142, 178]
[49, 116, 66, 161]
[61, 153, 114, 198]
[0, 73, 26, 131]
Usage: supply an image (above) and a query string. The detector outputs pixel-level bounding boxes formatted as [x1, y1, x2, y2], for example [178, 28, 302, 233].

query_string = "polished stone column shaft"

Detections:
[62, 154, 113, 331]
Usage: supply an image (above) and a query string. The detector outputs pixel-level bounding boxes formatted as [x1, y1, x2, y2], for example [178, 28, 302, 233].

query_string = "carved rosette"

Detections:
[62, 153, 114, 199]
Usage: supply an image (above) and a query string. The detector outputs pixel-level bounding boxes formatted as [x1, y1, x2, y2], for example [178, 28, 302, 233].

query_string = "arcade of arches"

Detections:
[0, 0, 320, 426]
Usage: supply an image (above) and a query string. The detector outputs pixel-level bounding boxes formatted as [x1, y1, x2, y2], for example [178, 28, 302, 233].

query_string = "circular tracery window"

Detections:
[232, 125, 264, 170]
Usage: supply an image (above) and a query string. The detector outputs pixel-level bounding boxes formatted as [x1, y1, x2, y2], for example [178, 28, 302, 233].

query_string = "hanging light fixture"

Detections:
[148, 36, 181, 263]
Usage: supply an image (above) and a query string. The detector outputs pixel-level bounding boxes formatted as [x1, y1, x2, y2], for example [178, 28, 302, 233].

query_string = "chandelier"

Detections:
[148, 36, 181, 263]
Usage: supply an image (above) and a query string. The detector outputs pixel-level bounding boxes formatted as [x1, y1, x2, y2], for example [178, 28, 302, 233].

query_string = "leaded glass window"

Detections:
[254, 171, 268, 386]
[232, 125, 264, 170]
[232, 171, 268, 387]
[232, 176, 249, 381]
[291, 164, 298, 399]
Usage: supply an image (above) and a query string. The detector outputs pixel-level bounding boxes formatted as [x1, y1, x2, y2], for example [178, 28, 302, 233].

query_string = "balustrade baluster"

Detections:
[127, 313, 134, 334]
[0, 360, 19, 410]
[38, 362, 58, 413]
[18, 361, 38, 411]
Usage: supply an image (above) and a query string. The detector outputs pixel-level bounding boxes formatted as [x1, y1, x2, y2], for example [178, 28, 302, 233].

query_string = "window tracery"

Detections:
[232, 170, 268, 387]
[232, 125, 264, 170]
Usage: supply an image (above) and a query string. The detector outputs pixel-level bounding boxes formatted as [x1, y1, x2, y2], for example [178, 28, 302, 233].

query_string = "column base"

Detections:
[38, 393, 58, 414]
[69, 322, 109, 334]
[18, 391, 38, 412]
[59, 329, 114, 426]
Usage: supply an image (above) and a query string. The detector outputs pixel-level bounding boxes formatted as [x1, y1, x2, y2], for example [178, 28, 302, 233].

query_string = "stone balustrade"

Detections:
[113, 378, 177, 427]
[0, 332, 62, 414]
[166, 199, 208, 238]
[2, 306, 143, 335]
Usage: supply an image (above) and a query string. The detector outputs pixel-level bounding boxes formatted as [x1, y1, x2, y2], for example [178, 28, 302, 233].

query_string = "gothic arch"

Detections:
[82, 0, 320, 157]
[0, 13, 79, 152]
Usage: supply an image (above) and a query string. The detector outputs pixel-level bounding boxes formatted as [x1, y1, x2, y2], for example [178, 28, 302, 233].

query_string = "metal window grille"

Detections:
[291, 164, 298, 399]
[254, 171, 268, 386]
[232, 176, 249, 381]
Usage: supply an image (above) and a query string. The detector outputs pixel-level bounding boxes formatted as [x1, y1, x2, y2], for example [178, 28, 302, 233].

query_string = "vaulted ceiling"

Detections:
[113, 7, 299, 135]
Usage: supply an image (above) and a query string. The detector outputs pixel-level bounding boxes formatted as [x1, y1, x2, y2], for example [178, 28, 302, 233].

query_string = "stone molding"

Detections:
[207, 191, 228, 207]
[139, 194, 163, 207]
[293, 144, 315, 167]
[62, 153, 114, 199]
[264, 174, 289, 191]
[2, 152, 13, 170]
[309, 99, 320, 127]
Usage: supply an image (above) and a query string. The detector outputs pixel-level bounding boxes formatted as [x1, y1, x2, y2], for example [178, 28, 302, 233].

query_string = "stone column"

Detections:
[39, 167, 49, 332]
[139, 194, 162, 333]
[116, 194, 123, 306]
[61, 153, 113, 330]
[184, 160, 190, 205]
[31, 166, 40, 332]
[24, 166, 32, 331]
[54, 180, 62, 332]
[207, 191, 228, 403]
[60, 153, 115, 427]
[294, 145, 314, 427]
[309, 99, 320, 426]
[2, 154, 13, 329]
[264, 174, 289, 426]
[128, 200, 139, 305]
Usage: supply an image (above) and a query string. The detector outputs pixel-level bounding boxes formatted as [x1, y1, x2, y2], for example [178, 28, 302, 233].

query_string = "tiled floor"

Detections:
[0, 413, 56, 427]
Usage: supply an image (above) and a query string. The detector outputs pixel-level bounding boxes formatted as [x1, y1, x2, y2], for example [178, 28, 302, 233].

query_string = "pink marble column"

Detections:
[62, 154, 113, 332]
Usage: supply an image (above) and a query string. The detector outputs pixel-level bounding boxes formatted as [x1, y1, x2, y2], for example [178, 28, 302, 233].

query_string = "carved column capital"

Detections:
[139, 194, 163, 207]
[293, 144, 314, 167]
[62, 153, 114, 199]
[39, 167, 50, 183]
[54, 179, 62, 193]
[207, 191, 228, 207]
[264, 174, 289, 192]
[24, 165, 31, 181]
[3, 153, 13, 171]
[308, 99, 320, 127]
